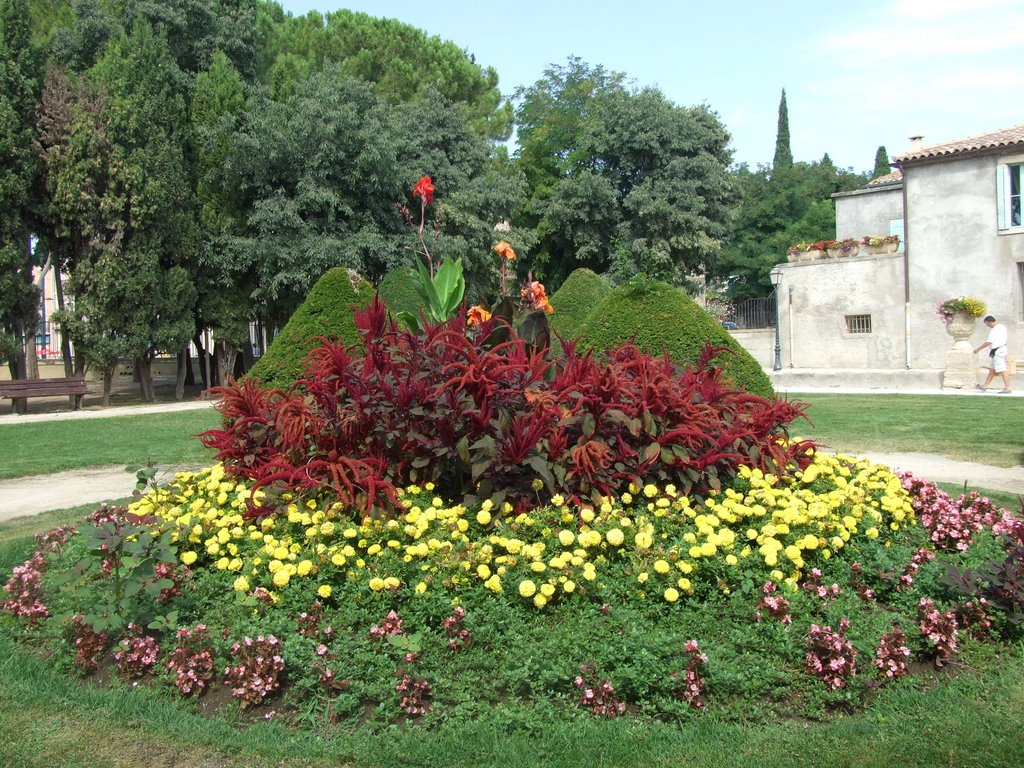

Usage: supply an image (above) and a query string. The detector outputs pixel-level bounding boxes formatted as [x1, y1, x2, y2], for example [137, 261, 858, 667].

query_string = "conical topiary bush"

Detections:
[247, 268, 374, 389]
[548, 268, 612, 342]
[574, 276, 774, 397]
[377, 266, 421, 320]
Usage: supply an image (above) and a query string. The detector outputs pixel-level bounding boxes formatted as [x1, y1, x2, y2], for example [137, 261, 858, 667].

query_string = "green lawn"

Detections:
[0, 409, 220, 479]
[788, 393, 1024, 468]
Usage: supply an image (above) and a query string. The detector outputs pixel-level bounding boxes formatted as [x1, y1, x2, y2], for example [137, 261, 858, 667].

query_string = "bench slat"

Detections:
[0, 377, 90, 397]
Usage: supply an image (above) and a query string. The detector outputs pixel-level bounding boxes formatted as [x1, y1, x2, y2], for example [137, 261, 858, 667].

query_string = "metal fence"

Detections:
[721, 297, 777, 330]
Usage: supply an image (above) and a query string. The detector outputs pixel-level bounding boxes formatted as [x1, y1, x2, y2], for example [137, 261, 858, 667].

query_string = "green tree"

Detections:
[872, 145, 890, 179]
[259, 7, 511, 140]
[0, 0, 41, 380]
[516, 59, 733, 288]
[52, 21, 198, 402]
[773, 88, 792, 170]
[713, 158, 867, 301]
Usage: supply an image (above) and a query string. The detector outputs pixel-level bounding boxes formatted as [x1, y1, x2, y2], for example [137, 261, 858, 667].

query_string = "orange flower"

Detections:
[494, 241, 517, 261]
[522, 280, 554, 313]
[412, 175, 435, 205]
[466, 305, 492, 325]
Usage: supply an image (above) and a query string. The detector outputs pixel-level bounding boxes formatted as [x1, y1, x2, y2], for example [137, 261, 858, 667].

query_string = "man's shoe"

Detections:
[976, 385, 986, 392]
[999, 389, 1012, 394]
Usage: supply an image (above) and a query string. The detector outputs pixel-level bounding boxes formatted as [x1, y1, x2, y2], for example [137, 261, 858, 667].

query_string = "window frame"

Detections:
[997, 162, 1023, 230]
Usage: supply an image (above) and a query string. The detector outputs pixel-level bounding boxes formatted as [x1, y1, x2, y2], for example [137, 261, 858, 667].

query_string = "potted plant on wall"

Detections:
[861, 235, 900, 254]
[787, 242, 822, 262]
[826, 238, 860, 258]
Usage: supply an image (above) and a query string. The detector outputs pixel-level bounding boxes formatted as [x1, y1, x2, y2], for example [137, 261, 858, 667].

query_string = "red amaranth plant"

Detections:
[202, 297, 814, 521]
[166, 624, 216, 697]
[223, 634, 286, 708]
[873, 626, 911, 680]
[805, 619, 857, 690]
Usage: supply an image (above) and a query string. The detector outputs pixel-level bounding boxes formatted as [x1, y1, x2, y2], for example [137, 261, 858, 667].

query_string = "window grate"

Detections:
[845, 314, 872, 334]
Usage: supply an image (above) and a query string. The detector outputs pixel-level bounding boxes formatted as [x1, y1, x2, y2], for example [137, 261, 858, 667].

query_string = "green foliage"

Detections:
[714, 160, 867, 300]
[548, 267, 611, 341]
[773, 88, 792, 170]
[377, 266, 421, 319]
[575, 276, 774, 397]
[515, 58, 733, 288]
[396, 257, 465, 332]
[246, 267, 374, 389]
[872, 146, 891, 179]
[260, 7, 511, 140]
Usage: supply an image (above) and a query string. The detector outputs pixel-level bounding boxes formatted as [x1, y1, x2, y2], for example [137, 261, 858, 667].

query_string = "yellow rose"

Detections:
[558, 530, 575, 547]
[654, 559, 670, 574]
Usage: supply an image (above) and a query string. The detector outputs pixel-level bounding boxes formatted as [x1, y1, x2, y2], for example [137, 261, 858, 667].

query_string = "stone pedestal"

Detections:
[943, 349, 977, 388]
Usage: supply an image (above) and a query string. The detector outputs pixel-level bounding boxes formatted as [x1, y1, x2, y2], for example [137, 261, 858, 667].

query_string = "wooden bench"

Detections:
[0, 376, 91, 413]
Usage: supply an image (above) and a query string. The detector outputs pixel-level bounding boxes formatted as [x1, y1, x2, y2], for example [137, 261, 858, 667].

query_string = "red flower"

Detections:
[413, 175, 435, 205]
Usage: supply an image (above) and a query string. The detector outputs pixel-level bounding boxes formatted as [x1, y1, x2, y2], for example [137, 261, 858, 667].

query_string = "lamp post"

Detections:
[769, 265, 783, 371]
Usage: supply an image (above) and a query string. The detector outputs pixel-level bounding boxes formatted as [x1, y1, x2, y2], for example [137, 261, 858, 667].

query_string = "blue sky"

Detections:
[278, 0, 1024, 172]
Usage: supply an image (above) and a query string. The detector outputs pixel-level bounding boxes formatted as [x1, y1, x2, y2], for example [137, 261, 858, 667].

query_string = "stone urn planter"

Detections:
[787, 249, 821, 263]
[945, 310, 977, 350]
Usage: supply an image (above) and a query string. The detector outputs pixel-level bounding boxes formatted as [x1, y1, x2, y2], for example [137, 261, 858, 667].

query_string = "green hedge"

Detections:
[377, 266, 421, 320]
[548, 268, 612, 341]
[247, 268, 374, 389]
[574, 277, 774, 398]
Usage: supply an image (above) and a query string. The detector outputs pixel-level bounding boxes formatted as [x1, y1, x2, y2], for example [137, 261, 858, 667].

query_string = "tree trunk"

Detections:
[54, 268, 76, 377]
[216, 340, 238, 386]
[175, 347, 187, 401]
[102, 361, 116, 406]
[135, 355, 156, 402]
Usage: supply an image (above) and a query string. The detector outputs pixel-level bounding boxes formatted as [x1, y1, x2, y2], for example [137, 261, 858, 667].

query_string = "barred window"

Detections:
[845, 314, 872, 334]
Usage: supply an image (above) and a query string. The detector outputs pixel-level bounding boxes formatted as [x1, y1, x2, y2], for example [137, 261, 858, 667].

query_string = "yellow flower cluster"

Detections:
[129, 451, 915, 610]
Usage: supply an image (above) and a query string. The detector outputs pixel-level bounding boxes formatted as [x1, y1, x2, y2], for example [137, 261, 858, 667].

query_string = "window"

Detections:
[997, 163, 1023, 229]
[845, 314, 872, 334]
[1018, 262, 1024, 321]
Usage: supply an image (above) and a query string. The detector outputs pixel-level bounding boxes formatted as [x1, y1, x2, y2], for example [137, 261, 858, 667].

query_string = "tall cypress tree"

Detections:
[872, 145, 890, 178]
[773, 88, 792, 170]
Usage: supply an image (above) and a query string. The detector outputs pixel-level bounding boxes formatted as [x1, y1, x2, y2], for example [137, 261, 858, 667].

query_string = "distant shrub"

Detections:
[247, 268, 374, 389]
[574, 277, 774, 398]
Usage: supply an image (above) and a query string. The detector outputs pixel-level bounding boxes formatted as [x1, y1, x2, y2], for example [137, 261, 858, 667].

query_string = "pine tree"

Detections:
[872, 146, 890, 178]
[773, 88, 792, 170]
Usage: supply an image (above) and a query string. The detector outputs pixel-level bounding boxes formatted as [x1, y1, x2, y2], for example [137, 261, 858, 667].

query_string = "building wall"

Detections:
[834, 185, 904, 243]
[904, 153, 1024, 368]
[774, 253, 906, 369]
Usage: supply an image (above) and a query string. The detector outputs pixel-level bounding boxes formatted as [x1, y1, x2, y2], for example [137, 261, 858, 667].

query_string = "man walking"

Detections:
[974, 315, 1012, 393]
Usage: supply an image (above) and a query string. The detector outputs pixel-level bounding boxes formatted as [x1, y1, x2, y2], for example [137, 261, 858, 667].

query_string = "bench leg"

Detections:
[13, 396, 26, 415]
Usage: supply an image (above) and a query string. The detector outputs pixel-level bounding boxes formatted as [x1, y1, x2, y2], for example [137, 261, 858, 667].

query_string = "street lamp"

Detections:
[769, 265, 783, 371]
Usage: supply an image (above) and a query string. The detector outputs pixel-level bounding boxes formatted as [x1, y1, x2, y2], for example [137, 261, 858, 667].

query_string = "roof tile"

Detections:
[894, 124, 1024, 163]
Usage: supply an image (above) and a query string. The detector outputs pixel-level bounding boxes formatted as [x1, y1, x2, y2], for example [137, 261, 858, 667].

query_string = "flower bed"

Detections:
[3, 451, 1020, 728]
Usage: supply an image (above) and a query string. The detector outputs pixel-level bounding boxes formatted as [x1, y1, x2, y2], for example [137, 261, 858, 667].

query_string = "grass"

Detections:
[0, 410, 220, 479]
[789, 393, 1024, 468]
